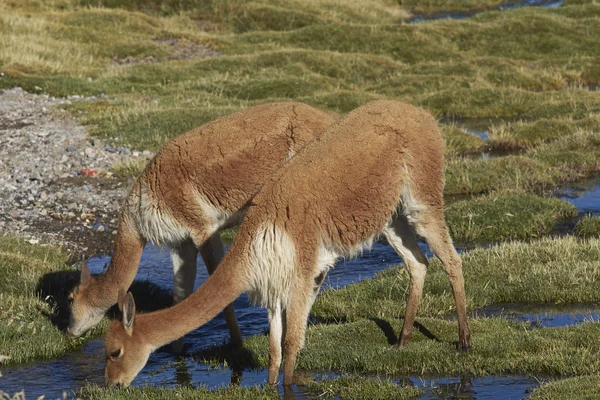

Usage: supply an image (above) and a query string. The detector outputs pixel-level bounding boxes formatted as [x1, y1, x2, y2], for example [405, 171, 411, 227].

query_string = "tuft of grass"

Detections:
[530, 375, 600, 400]
[442, 124, 484, 157]
[110, 157, 150, 178]
[445, 192, 577, 245]
[574, 216, 600, 239]
[198, 316, 600, 377]
[311, 236, 600, 322]
[308, 375, 421, 399]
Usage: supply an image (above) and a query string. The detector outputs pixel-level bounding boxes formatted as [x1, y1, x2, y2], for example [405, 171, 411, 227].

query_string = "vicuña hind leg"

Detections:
[412, 208, 471, 350]
[200, 232, 243, 348]
[171, 238, 198, 354]
[384, 214, 429, 347]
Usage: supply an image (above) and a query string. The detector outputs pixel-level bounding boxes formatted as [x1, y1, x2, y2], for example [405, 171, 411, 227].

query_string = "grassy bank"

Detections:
[530, 375, 600, 400]
[0, 236, 98, 365]
[312, 236, 600, 321]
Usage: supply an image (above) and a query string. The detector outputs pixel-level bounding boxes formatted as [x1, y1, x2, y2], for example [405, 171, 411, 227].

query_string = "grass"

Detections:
[80, 384, 280, 400]
[574, 216, 600, 239]
[196, 316, 600, 377]
[79, 375, 421, 400]
[530, 375, 600, 400]
[487, 116, 600, 151]
[307, 375, 421, 399]
[445, 130, 600, 195]
[311, 236, 600, 322]
[110, 157, 149, 178]
[445, 192, 577, 244]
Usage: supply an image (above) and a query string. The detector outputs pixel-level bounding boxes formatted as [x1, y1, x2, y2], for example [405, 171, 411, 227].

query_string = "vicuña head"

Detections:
[66, 102, 337, 350]
[66, 259, 105, 338]
[104, 289, 151, 387]
[104, 100, 470, 386]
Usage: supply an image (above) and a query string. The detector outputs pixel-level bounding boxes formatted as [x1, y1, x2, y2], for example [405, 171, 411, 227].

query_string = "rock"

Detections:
[79, 168, 99, 177]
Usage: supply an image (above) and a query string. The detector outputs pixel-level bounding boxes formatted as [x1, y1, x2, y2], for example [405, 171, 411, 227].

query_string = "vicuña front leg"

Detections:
[282, 276, 313, 386]
[200, 233, 243, 348]
[384, 214, 428, 347]
[267, 302, 283, 385]
[171, 239, 198, 354]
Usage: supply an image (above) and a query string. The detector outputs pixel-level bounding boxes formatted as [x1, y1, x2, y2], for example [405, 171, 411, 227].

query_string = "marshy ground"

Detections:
[1, 0, 600, 398]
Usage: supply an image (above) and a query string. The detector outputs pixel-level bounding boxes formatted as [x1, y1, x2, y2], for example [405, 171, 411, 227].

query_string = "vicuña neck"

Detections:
[93, 216, 145, 310]
[137, 254, 250, 348]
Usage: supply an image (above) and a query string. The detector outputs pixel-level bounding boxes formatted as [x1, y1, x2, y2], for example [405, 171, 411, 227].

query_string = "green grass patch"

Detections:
[446, 131, 600, 195]
[308, 375, 421, 399]
[487, 116, 600, 151]
[530, 375, 600, 400]
[445, 192, 577, 244]
[197, 316, 600, 376]
[574, 216, 600, 239]
[80, 384, 280, 400]
[311, 236, 600, 321]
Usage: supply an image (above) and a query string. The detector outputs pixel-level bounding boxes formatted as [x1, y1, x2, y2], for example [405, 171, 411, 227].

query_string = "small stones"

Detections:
[0, 87, 131, 255]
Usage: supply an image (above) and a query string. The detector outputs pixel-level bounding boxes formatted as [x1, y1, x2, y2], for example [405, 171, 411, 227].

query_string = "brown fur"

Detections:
[104, 100, 470, 387]
[67, 102, 338, 347]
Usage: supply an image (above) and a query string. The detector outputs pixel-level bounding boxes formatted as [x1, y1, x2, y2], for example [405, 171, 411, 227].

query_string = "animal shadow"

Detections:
[369, 317, 442, 345]
[35, 270, 173, 332]
[192, 341, 263, 372]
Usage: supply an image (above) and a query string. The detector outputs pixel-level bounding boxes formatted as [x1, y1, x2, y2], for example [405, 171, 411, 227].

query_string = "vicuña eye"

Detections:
[110, 349, 122, 359]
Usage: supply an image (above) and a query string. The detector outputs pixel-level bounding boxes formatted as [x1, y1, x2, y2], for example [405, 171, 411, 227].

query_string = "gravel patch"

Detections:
[0, 87, 153, 260]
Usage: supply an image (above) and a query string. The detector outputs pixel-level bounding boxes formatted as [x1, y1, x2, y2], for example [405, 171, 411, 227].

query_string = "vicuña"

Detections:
[104, 100, 470, 386]
[67, 102, 337, 354]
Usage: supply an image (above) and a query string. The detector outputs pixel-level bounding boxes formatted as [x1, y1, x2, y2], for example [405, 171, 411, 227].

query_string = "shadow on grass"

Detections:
[35, 270, 173, 332]
[369, 317, 443, 346]
[192, 341, 264, 372]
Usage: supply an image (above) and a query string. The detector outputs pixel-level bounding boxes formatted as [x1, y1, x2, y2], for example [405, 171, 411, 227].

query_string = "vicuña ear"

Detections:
[117, 288, 127, 312]
[80, 257, 91, 286]
[122, 292, 136, 335]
